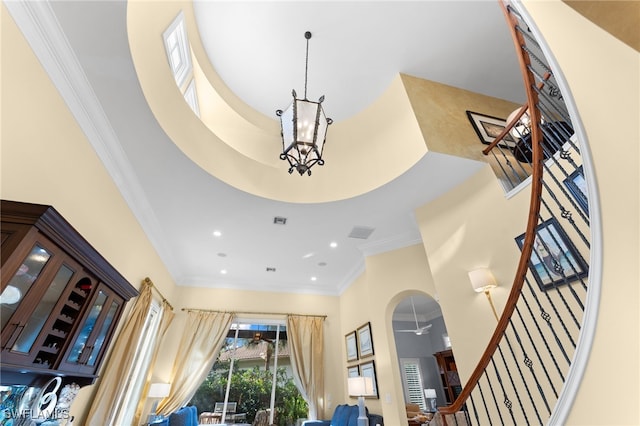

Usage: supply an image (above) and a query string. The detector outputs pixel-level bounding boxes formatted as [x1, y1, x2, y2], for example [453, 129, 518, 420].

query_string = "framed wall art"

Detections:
[357, 322, 374, 358]
[345, 331, 358, 362]
[359, 360, 379, 398]
[515, 217, 588, 291]
[563, 166, 589, 215]
[466, 110, 516, 148]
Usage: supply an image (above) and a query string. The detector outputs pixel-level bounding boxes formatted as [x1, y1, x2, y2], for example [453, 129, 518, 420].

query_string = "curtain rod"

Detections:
[144, 277, 174, 311]
[181, 307, 326, 319]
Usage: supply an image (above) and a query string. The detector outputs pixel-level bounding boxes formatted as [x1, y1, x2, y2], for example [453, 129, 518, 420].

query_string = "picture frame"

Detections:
[356, 322, 374, 358]
[466, 110, 516, 148]
[515, 217, 588, 291]
[347, 365, 360, 378]
[563, 166, 589, 215]
[359, 360, 379, 398]
[345, 331, 358, 362]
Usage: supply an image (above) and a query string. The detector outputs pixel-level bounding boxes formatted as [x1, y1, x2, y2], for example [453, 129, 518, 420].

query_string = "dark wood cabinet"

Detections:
[0, 200, 137, 387]
[434, 349, 462, 405]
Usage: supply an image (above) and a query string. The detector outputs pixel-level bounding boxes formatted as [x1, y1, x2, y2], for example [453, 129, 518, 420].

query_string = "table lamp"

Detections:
[347, 376, 374, 426]
[424, 388, 437, 412]
[147, 382, 171, 423]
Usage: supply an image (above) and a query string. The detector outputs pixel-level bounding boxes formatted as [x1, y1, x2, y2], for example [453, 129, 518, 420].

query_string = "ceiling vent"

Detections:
[348, 226, 375, 240]
[273, 216, 287, 225]
[266, 267, 276, 272]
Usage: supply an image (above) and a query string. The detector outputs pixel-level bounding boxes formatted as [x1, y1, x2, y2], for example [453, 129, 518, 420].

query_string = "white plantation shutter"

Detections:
[401, 358, 427, 411]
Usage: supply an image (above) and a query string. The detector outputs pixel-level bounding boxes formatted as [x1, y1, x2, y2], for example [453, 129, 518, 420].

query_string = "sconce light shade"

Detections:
[506, 107, 532, 139]
[347, 377, 374, 396]
[469, 268, 498, 293]
[148, 383, 171, 398]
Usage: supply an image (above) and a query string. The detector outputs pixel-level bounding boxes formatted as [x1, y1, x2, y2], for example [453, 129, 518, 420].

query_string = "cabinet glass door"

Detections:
[86, 299, 120, 366]
[10, 264, 74, 354]
[66, 290, 108, 364]
[1, 245, 52, 330]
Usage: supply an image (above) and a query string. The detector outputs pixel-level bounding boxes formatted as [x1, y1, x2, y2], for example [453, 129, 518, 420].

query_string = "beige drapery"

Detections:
[287, 315, 325, 420]
[156, 311, 234, 415]
[132, 298, 175, 425]
[86, 279, 173, 425]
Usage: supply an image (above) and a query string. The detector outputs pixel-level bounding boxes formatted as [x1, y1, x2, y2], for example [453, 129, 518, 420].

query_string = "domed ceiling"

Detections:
[8, 0, 524, 296]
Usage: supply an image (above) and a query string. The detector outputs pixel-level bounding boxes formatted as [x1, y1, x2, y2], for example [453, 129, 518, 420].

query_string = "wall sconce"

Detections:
[347, 376, 374, 426]
[469, 268, 499, 321]
[147, 382, 171, 422]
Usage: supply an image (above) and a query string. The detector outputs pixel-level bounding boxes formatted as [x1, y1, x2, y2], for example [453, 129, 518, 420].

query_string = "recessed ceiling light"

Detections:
[220, 269, 227, 274]
[318, 262, 327, 267]
[302, 252, 315, 259]
[217, 253, 227, 257]
[330, 242, 338, 248]
[311, 276, 317, 281]
[213, 230, 222, 237]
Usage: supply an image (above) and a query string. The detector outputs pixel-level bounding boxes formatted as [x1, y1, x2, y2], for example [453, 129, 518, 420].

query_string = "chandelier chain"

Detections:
[304, 31, 311, 100]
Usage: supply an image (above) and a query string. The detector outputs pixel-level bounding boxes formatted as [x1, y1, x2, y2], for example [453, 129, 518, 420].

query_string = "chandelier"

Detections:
[276, 31, 332, 176]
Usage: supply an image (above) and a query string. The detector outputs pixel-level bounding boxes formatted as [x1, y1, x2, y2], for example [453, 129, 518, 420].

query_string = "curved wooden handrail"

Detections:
[438, 0, 546, 420]
[482, 104, 527, 155]
[482, 71, 551, 156]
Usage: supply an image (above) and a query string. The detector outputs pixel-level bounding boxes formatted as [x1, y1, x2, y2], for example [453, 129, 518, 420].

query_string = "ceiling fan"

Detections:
[397, 297, 432, 335]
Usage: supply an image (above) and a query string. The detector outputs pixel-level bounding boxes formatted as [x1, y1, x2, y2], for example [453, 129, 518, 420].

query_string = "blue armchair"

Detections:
[302, 404, 384, 426]
[167, 406, 198, 426]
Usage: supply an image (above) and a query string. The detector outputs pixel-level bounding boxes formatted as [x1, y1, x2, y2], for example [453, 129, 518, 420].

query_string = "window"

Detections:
[162, 11, 192, 88]
[401, 358, 427, 411]
[183, 79, 200, 116]
[162, 11, 200, 117]
[111, 301, 163, 425]
[190, 319, 308, 425]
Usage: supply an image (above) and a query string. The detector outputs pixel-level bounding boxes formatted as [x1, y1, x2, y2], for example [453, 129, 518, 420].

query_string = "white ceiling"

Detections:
[11, 1, 524, 303]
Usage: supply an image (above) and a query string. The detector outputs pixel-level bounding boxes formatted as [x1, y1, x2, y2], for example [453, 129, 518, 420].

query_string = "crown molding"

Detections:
[4, 0, 182, 280]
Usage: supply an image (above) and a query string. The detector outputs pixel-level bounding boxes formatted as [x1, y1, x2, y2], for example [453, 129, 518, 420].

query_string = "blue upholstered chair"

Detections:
[168, 405, 198, 426]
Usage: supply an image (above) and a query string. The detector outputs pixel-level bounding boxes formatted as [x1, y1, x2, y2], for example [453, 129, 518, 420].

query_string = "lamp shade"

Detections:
[469, 268, 498, 293]
[148, 383, 171, 398]
[347, 377, 374, 396]
[424, 388, 437, 399]
[506, 107, 532, 139]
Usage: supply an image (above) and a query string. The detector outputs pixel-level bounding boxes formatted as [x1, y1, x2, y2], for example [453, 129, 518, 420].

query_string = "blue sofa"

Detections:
[302, 404, 384, 426]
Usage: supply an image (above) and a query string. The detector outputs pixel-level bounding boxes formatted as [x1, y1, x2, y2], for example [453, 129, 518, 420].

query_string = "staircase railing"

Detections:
[437, 2, 591, 425]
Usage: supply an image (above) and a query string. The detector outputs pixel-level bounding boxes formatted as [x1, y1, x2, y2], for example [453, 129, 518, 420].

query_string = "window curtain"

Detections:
[86, 280, 164, 425]
[156, 311, 233, 415]
[132, 299, 175, 425]
[287, 315, 325, 420]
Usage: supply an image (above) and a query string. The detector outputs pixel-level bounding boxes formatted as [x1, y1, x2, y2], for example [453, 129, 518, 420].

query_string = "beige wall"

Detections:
[402, 74, 520, 162]
[339, 244, 437, 425]
[3, 1, 638, 425]
[0, 7, 178, 423]
[415, 165, 528, 385]
[522, 1, 639, 424]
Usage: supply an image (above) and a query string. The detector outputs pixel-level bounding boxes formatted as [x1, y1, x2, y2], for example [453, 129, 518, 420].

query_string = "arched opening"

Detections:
[392, 293, 460, 421]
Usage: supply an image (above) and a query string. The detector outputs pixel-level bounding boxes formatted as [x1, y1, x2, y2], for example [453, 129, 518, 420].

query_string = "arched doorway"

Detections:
[392, 294, 458, 416]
